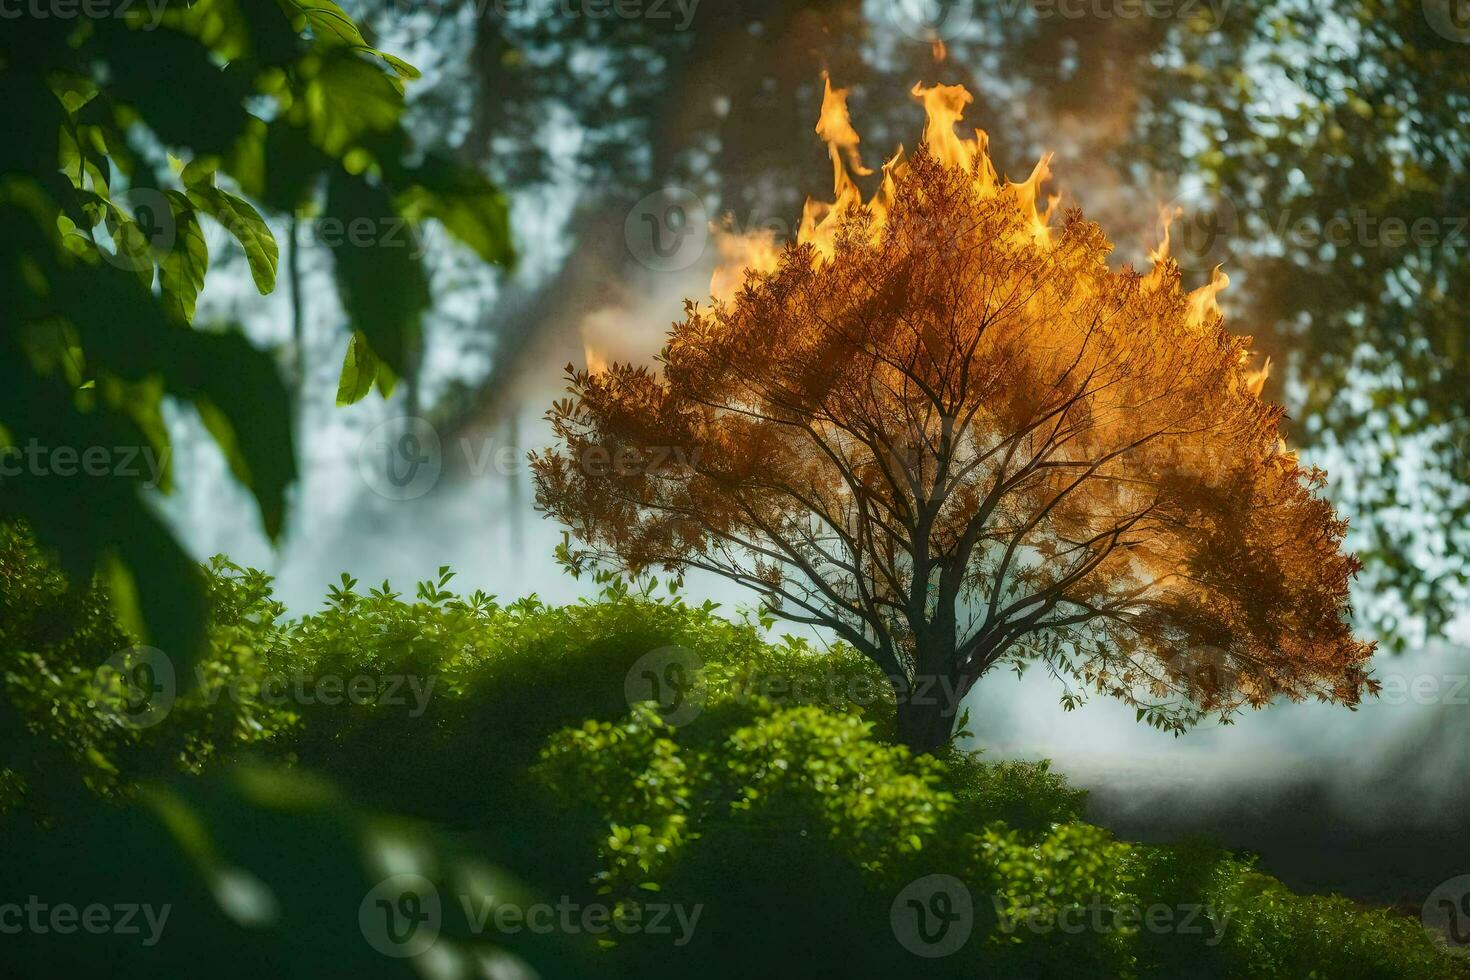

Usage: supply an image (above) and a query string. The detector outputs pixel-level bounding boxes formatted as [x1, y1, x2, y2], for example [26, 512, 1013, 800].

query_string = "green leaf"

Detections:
[335, 330, 379, 406]
[287, 0, 367, 46]
[260, 121, 330, 213]
[59, 263, 295, 540]
[398, 154, 515, 267]
[181, 157, 219, 190]
[325, 170, 427, 375]
[300, 48, 403, 156]
[110, 213, 157, 290]
[98, 550, 148, 641]
[357, 47, 421, 81]
[101, 374, 174, 494]
[49, 72, 99, 114]
[160, 193, 209, 323]
[181, 332, 297, 540]
[224, 116, 269, 200]
[103, 28, 252, 157]
[188, 185, 279, 293]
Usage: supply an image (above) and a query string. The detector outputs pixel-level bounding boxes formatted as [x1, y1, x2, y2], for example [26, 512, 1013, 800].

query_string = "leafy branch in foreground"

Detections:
[0, 0, 514, 667]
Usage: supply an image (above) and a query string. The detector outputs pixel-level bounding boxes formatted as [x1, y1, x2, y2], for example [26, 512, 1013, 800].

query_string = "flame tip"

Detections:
[713, 75, 1064, 296]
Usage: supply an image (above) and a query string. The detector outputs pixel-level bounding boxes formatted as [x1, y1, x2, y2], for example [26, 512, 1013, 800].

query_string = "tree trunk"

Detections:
[893, 672, 962, 756]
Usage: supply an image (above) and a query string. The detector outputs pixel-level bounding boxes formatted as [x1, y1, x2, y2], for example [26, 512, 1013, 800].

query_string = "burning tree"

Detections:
[533, 79, 1376, 754]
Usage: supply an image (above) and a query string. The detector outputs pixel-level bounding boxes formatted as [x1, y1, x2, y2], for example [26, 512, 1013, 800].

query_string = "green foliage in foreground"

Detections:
[0, 532, 1465, 978]
[0, 2, 513, 673]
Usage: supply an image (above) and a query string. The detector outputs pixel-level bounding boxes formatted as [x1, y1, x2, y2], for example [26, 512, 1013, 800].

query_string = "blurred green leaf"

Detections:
[187, 185, 279, 294]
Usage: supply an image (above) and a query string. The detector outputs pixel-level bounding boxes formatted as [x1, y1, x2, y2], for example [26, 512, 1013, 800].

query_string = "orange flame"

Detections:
[583, 340, 608, 374]
[709, 217, 781, 301]
[711, 77, 1064, 301]
[1243, 356, 1272, 397]
[708, 75, 1239, 363]
[1143, 203, 1180, 292]
[1185, 265, 1230, 329]
[815, 73, 872, 180]
[1145, 205, 1235, 330]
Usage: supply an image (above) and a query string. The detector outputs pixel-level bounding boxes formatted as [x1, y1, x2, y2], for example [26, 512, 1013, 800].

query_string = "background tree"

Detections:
[388, 1, 1465, 647]
[859, 1, 1470, 645]
[1124, 1, 1470, 645]
[535, 85, 1376, 753]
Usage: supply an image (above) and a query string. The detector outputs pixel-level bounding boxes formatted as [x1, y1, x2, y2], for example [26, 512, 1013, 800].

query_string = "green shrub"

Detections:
[1206, 860, 1468, 979]
[719, 705, 952, 874]
[0, 527, 295, 815]
[4, 546, 1466, 979]
[536, 703, 694, 898]
[946, 751, 1089, 830]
